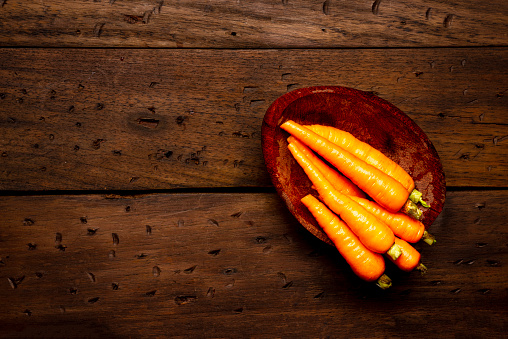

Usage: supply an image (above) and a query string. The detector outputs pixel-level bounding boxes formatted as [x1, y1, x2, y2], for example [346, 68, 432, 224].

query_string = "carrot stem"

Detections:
[376, 274, 392, 290]
[401, 200, 423, 220]
[409, 189, 430, 208]
[422, 231, 436, 246]
[416, 263, 428, 275]
[386, 243, 402, 261]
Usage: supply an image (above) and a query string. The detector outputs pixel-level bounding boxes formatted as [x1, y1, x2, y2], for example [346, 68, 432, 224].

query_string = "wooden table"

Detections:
[1, 1, 507, 337]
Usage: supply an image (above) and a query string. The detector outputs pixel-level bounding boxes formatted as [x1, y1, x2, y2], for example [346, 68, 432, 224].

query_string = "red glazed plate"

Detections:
[262, 86, 446, 245]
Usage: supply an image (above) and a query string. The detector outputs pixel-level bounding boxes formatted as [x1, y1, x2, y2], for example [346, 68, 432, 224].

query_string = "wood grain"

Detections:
[0, 191, 506, 337]
[1, 48, 506, 190]
[0, 0, 507, 48]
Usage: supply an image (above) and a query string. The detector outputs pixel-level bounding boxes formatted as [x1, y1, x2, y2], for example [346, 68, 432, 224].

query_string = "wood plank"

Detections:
[0, 48, 507, 190]
[0, 0, 507, 48]
[0, 191, 506, 337]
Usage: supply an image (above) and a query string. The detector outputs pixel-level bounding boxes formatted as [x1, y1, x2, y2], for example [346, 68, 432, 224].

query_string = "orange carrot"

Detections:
[387, 237, 427, 273]
[287, 141, 401, 259]
[282, 120, 409, 213]
[307, 124, 414, 191]
[288, 136, 366, 199]
[348, 196, 433, 244]
[301, 194, 392, 288]
[306, 124, 429, 208]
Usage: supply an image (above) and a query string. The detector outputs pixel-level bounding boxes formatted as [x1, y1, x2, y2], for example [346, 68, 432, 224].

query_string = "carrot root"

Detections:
[402, 200, 423, 220]
[422, 231, 436, 246]
[376, 274, 392, 290]
[386, 243, 402, 261]
[409, 189, 430, 208]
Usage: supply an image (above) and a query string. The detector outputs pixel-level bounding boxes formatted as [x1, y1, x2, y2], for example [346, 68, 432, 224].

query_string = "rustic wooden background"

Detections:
[1, 1, 507, 338]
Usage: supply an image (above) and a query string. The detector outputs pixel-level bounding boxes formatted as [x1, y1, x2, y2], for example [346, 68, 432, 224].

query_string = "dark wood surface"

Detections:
[0, 191, 506, 337]
[1, 0, 507, 338]
[1, 0, 507, 48]
[1, 48, 506, 190]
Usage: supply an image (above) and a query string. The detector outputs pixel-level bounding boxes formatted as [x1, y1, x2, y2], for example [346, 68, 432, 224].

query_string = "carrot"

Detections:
[306, 124, 429, 208]
[349, 196, 435, 245]
[301, 194, 392, 289]
[282, 120, 409, 213]
[387, 237, 427, 273]
[287, 141, 401, 259]
[288, 136, 366, 199]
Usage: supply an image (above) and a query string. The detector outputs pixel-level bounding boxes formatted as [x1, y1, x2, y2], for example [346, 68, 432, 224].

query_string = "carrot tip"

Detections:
[376, 274, 392, 290]
[409, 189, 430, 208]
[386, 243, 402, 261]
[422, 231, 436, 246]
[416, 263, 428, 275]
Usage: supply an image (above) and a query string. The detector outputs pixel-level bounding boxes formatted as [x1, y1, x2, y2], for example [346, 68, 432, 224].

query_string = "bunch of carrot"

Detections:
[281, 120, 434, 289]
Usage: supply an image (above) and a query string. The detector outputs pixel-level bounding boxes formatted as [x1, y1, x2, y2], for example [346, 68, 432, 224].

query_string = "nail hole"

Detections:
[112, 233, 119, 245]
[372, 0, 382, 15]
[55, 232, 63, 244]
[56, 244, 67, 251]
[208, 249, 221, 256]
[282, 281, 293, 289]
[8, 276, 25, 289]
[69, 287, 78, 294]
[112, 283, 119, 290]
[174, 295, 197, 305]
[207, 219, 219, 227]
[137, 118, 159, 128]
[314, 291, 326, 299]
[153, 266, 161, 277]
[80, 217, 87, 224]
[23, 218, 35, 226]
[486, 260, 501, 267]
[223, 268, 237, 275]
[87, 228, 98, 236]
[184, 265, 197, 274]
[475, 202, 486, 210]
[27, 243, 37, 250]
[88, 297, 100, 304]
[322, 0, 330, 15]
[255, 236, 268, 244]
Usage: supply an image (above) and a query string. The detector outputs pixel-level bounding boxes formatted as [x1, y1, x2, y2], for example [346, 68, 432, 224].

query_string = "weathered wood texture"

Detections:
[1, 48, 507, 190]
[0, 0, 507, 48]
[0, 191, 506, 337]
